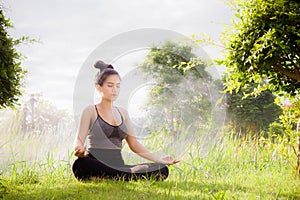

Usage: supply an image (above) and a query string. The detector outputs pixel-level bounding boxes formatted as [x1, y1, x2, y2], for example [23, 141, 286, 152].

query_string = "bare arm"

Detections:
[121, 108, 179, 165]
[73, 105, 95, 157]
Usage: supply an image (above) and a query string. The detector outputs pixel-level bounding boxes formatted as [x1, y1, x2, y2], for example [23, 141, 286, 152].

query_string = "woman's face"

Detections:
[97, 74, 121, 101]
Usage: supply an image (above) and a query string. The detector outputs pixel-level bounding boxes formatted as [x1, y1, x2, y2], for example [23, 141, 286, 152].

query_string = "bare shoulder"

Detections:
[83, 104, 95, 113]
[81, 105, 97, 118]
[116, 106, 129, 118]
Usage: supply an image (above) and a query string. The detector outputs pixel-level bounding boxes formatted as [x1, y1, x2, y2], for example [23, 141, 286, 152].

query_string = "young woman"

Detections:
[72, 60, 179, 181]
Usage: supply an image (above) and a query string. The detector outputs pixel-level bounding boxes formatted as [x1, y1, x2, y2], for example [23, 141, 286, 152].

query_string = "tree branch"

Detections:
[272, 65, 300, 82]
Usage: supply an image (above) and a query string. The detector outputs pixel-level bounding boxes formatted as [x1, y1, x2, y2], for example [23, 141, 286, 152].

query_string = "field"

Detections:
[1, 132, 300, 200]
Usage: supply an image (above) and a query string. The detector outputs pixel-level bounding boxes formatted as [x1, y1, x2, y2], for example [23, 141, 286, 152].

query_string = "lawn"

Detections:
[1, 136, 300, 200]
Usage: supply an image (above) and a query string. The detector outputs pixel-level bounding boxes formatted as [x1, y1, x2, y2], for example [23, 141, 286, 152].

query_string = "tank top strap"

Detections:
[115, 107, 124, 121]
[94, 105, 100, 117]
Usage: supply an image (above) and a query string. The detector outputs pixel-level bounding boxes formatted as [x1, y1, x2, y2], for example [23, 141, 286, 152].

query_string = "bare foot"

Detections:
[130, 164, 149, 173]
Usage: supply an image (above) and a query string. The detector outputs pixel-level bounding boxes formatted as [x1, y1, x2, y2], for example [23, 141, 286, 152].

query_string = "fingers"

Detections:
[172, 159, 180, 164]
[130, 164, 149, 173]
[83, 151, 89, 157]
[166, 160, 180, 165]
[74, 149, 83, 157]
[75, 151, 88, 158]
[161, 156, 180, 165]
[74, 146, 88, 158]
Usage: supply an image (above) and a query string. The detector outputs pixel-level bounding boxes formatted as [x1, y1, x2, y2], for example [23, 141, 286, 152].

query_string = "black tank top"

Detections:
[86, 106, 128, 149]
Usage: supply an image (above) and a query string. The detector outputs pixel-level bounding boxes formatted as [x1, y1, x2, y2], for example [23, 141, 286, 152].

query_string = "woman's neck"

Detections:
[99, 99, 113, 110]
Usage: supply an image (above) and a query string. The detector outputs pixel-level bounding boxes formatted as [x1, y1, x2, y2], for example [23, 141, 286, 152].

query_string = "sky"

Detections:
[3, 0, 234, 117]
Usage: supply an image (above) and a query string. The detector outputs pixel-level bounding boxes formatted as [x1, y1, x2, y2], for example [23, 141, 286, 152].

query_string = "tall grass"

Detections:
[1, 107, 300, 199]
[1, 129, 300, 199]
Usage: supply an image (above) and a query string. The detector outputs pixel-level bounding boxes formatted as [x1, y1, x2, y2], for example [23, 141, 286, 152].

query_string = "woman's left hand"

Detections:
[161, 156, 180, 165]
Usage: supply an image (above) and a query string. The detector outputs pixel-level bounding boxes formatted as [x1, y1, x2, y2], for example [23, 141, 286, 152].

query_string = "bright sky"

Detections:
[3, 0, 234, 116]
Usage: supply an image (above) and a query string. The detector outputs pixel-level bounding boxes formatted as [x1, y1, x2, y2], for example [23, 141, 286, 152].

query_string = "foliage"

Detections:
[0, 8, 29, 109]
[0, 93, 75, 138]
[137, 41, 214, 136]
[268, 122, 285, 138]
[273, 97, 300, 140]
[0, 94, 75, 165]
[225, 81, 282, 135]
[220, 0, 300, 96]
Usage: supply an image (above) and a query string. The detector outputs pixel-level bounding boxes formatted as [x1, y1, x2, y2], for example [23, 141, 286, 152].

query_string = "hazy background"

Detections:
[3, 0, 233, 115]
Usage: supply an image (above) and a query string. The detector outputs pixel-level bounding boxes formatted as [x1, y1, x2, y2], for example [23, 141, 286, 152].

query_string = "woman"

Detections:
[72, 60, 179, 181]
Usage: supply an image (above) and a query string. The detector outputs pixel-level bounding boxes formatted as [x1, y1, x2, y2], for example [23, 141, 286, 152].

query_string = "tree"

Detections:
[225, 81, 282, 136]
[0, 93, 75, 137]
[137, 41, 214, 137]
[0, 8, 27, 109]
[221, 0, 300, 96]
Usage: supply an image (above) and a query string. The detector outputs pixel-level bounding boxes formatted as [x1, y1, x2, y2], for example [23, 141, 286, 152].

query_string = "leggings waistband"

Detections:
[88, 148, 125, 167]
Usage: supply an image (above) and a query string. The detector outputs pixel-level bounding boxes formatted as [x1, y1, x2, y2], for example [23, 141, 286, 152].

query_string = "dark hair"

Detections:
[94, 60, 120, 86]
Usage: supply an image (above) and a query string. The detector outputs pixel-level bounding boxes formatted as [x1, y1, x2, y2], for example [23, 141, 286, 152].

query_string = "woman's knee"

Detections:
[147, 164, 169, 181]
[159, 165, 169, 180]
[72, 157, 92, 180]
[72, 158, 86, 172]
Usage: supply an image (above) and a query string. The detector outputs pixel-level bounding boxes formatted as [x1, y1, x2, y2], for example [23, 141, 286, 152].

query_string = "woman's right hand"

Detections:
[74, 146, 89, 158]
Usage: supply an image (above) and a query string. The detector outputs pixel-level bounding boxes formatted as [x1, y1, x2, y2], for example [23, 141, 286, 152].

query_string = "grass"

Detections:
[1, 134, 300, 200]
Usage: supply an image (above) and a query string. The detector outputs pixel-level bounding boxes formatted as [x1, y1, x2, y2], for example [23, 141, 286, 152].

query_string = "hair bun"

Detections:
[94, 60, 114, 72]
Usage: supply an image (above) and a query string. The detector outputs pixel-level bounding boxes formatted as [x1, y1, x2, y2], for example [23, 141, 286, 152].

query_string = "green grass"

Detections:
[1, 135, 300, 200]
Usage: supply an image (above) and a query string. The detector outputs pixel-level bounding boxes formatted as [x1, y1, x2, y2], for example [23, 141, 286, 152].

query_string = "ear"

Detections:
[95, 84, 103, 94]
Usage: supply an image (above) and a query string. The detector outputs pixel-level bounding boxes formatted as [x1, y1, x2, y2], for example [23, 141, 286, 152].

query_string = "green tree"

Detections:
[0, 8, 27, 109]
[137, 41, 213, 137]
[0, 93, 75, 138]
[226, 81, 282, 136]
[221, 0, 300, 96]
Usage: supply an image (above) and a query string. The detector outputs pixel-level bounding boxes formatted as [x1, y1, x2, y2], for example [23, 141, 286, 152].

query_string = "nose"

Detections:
[112, 86, 119, 92]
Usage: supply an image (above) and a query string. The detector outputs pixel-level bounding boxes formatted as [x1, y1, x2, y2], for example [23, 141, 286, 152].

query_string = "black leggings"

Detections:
[72, 153, 169, 181]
